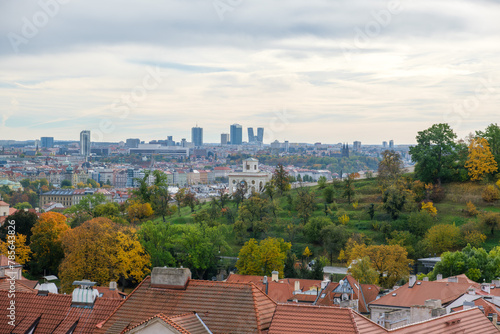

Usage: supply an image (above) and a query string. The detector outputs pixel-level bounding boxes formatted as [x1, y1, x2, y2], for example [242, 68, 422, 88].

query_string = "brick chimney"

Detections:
[272, 271, 279, 282]
[151, 267, 191, 289]
[436, 274, 443, 280]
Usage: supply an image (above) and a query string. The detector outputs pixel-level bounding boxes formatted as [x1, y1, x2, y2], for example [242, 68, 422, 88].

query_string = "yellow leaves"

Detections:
[424, 223, 461, 255]
[338, 249, 346, 262]
[236, 237, 291, 278]
[465, 201, 479, 217]
[421, 201, 437, 217]
[338, 214, 350, 225]
[352, 201, 359, 209]
[465, 137, 498, 181]
[463, 230, 487, 248]
[303, 246, 312, 258]
[0, 234, 31, 265]
[59, 217, 150, 293]
[482, 185, 500, 203]
[127, 201, 154, 223]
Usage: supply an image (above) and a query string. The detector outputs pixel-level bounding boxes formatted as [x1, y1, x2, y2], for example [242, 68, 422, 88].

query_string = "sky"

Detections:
[1, 0, 500, 145]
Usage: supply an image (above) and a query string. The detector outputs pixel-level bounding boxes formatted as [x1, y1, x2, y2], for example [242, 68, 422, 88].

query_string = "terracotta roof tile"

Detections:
[124, 312, 211, 334]
[389, 307, 500, 334]
[0, 277, 36, 292]
[0, 291, 121, 334]
[268, 304, 361, 334]
[370, 281, 474, 309]
[96, 277, 277, 334]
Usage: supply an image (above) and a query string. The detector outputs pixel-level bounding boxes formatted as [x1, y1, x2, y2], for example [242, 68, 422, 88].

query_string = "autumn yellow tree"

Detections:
[348, 243, 412, 288]
[424, 223, 461, 254]
[236, 237, 291, 278]
[348, 256, 379, 285]
[421, 201, 437, 217]
[59, 217, 150, 292]
[127, 201, 154, 223]
[465, 137, 498, 181]
[0, 233, 31, 265]
[30, 212, 70, 275]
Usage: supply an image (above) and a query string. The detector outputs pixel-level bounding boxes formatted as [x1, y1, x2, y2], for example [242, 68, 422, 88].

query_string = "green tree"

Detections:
[348, 256, 379, 285]
[0, 210, 38, 243]
[272, 164, 290, 196]
[295, 188, 315, 223]
[137, 220, 177, 268]
[343, 173, 356, 204]
[323, 186, 335, 204]
[317, 176, 327, 189]
[303, 216, 332, 244]
[236, 237, 291, 278]
[61, 180, 72, 188]
[149, 170, 172, 222]
[410, 124, 458, 183]
[14, 202, 32, 210]
[321, 224, 349, 264]
[480, 211, 500, 236]
[30, 212, 70, 275]
[424, 223, 461, 255]
[382, 183, 416, 220]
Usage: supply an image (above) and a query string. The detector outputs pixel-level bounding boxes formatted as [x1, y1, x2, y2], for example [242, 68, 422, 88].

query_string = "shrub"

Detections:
[464, 201, 479, 217]
[482, 185, 500, 203]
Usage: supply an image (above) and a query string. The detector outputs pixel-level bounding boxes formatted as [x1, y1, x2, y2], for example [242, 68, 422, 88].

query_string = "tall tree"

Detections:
[378, 150, 404, 188]
[30, 212, 70, 275]
[295, 188, 315, 223]
[137, 220, 177, 268]
[343, 173, 356, 204]
[0, 210, 38, 243]
[476, 123, 500, 165]
[348, 243, 412, 289]
[59, 217, 150, 292]
[149, 170, 172, 222]
[272, 164, 290, 196]
[348, 256, 379, 285]
[464, 137, 498, 181]
[409, 123, 458, 183]
[0, 233, 31, 265]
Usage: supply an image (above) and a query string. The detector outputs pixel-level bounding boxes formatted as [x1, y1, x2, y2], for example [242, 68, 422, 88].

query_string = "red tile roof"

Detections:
[435, 274, 481, 288]
[96, 276, 277, 334]
[451, 298, 500, 317]
[0, 277, 36, 292]
[268, 303, 386, 334]
[370, 281, 475, 309]
[389, 307, 500, 334]
[124, 312, 211, 334]
[0, 291, 121, 334]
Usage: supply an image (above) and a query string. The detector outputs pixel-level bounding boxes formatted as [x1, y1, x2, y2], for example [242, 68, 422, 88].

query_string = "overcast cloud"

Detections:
[1, 0, 500, 144]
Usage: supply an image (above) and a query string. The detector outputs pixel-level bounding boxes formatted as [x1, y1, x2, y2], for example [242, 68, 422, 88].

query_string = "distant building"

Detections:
[382, 141, 388, 149]
[191, 126, 203, 147]
[342, 143, 349, 158]
[230, 124, 243, 145]
[80, 130, 91, 157]
[126, 138, 140, 148]
[221, 133, 229, 145]
[129, 144, 189, 158]
[248, 127, 255, 143]
[228, 158, 271, 195]
[41, 137, 54, 148]
[389, 140, 394, 149]
[257, 127, 264, 143]
[353, 141, 361, 151]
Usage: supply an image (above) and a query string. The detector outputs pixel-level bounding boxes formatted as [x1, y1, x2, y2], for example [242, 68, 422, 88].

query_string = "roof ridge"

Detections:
[387, 306, 482, 331]
[349, 308, 361, 334]
[96, 275, 150, 329]
[251, 283, 263, 332]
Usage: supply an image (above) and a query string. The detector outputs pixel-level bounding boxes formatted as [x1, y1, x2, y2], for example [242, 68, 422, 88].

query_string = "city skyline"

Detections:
[1, 1, 500, 144]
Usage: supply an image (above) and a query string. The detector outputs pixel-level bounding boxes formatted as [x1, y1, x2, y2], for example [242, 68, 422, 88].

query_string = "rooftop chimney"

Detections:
[448, 276, 458, 283]
[151, 267, 191, 289]
[423, 277, 429, 281]
[437, 274, 443, 280]
[263, 276, 269, 295]
[321, 279, 330, 290]
[272, 271, 279, 282]
[493, 280, 500, 288]
[481, 283, 491, 294]
[71, 280, 98, 308]
[109, 281, 117, 291]
[294, 280, 300, 292]
[409, 275, 417, 288]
